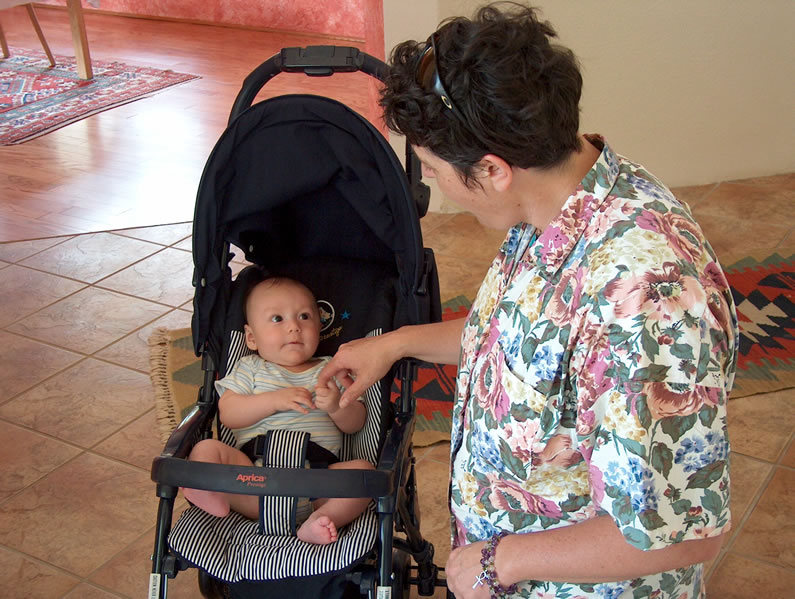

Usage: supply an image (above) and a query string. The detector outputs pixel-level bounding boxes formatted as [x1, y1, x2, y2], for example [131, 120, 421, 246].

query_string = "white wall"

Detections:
[385, 0, 795, 211]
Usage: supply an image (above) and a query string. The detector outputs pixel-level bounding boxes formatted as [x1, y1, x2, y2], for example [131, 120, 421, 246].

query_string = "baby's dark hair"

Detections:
[380, 2, 582, 186]
[241, 269, 316, 324]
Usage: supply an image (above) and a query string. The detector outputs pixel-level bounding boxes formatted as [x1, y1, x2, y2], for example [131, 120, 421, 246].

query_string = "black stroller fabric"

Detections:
[164, 93, 440, 587]
[191, 94, 435, 359]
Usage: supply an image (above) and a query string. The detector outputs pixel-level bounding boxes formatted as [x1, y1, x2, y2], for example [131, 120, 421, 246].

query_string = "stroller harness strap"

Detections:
[246, 429, 311, 537]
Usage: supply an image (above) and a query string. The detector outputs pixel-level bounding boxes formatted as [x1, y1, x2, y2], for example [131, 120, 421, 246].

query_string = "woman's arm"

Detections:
[318, 318, 466, 407]
[445, 514, 724, 598]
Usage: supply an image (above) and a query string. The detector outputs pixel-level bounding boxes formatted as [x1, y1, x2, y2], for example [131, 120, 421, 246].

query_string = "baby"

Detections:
[183, 276, 373, 544]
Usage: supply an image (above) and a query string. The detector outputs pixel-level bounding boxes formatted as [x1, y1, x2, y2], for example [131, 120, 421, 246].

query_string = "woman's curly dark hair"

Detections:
[380, 2, 582, 186]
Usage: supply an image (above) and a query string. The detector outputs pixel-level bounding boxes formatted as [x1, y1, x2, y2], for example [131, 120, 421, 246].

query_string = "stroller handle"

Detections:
[229, 46, 388, 124]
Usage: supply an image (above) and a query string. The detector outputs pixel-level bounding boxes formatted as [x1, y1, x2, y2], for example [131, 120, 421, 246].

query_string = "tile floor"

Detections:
[0, 174, 793, 598]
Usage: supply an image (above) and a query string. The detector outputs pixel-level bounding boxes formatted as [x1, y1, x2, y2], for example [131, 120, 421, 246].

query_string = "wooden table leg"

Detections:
[66, 0, 92, 79]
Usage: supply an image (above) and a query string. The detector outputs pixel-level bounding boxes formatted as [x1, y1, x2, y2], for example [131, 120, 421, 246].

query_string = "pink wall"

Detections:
[44, 0, 383, 56]
[43, 0, 386, 128]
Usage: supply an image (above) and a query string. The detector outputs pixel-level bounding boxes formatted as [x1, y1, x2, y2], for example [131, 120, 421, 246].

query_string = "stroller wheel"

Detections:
[391, 549, 411, 599]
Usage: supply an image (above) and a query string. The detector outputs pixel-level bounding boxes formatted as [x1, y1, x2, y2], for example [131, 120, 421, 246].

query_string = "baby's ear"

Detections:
[243, 324, 257, 350]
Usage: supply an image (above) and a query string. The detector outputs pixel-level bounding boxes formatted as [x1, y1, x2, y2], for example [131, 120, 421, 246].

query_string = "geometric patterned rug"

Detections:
[723, 250, 795, 398]
[0, 47, 198, 144]
[398, 253, 795, 441]
[149, 253, 794, 447]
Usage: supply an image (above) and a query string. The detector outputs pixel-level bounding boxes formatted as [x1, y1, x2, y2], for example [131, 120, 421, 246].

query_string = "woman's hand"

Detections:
[317, 334, 402, 407]
[318, 319, 466, 408]
[445, 541, 492, 599]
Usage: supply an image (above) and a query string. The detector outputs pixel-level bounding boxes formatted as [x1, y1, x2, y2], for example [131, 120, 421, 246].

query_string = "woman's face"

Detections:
[412, 146, 513, 230]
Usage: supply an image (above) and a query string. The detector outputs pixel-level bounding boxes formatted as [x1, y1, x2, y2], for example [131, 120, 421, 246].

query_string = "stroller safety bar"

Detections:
[229, 45, 388, 124]
[151, 457, 392, 498]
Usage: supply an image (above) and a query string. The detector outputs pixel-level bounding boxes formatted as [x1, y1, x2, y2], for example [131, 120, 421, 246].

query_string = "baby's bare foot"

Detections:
[297, 514, 338, 545]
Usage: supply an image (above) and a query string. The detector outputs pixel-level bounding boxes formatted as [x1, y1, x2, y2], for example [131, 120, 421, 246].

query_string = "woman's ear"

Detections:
[243, 324, 258, 350]
[479, 154, 513, 192]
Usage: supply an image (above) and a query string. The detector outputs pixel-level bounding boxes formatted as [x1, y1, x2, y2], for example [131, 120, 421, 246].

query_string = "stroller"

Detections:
[150, 46, 449, 599]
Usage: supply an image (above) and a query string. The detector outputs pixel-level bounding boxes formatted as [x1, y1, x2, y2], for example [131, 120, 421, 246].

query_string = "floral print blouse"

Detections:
[449, 136, 738, 598]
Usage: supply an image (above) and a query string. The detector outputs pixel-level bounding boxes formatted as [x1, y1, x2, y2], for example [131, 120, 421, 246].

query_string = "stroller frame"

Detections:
[149, 46, 449, 599]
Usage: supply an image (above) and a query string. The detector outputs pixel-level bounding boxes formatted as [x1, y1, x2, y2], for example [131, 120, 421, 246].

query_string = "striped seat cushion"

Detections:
[167, 330, 384, 582]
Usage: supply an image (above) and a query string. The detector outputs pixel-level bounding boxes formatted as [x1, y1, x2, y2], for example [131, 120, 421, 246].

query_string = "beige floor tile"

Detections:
[724, 172, 795, 190]
[420, 211, 457, 238]
[776, 229, 794, 248]
[93, 409, 164, 470]
[90, 504, 198, 599]
[727, 390, 795, 462]
[0, 331, 82, 404]
[0, 169, 792, 594]
[113, 222, 192, 246]
[0, 359, 154, 448]
[0, 453, 160, 577]
[434, 252, 491, 303]
[62, 583, 124, 598]
[0, 237, 70, 263]
[19, 233, 161, 283]
[780, 438, 795, 469]
[0, 265, 85, 327]
[669, 183, 717, 208]
[697, 214, 790, 261]
[94, 308, 193, 372]
[727, 453, 773, 532]
[707, 553, 795, 598]
[425, 213, 506, 263]
[97, 247, 195, 307]
[692, 180, 795, 226]
[0, 546, 80, 599]
[703, 548, 723, 582]
[7, 287, 170, 354]
[414, 447, 452, 568]
[0, 421, 82, 502]
[731, 467, 795, 568]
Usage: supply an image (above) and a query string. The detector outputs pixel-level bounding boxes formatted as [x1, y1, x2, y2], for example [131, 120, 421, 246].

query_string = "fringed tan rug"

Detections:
[150, 252, 794, 446]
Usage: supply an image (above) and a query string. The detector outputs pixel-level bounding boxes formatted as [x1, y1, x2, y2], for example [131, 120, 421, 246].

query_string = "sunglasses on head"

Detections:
[416, 32, 463, 115]
[415, 32, 492, 152]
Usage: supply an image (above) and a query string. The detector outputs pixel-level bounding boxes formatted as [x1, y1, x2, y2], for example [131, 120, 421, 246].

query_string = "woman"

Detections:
[318, 3, 737, 597]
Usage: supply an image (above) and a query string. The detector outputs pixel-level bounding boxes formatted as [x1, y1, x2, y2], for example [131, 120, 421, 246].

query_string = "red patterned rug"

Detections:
[150, 258, 794, 447]
[0, 47, 198, 144]
[723, 250, 795, 398]
[403, 253, 795, 442]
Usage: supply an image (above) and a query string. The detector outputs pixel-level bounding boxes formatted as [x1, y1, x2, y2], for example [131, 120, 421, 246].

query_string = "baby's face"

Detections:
[243, 281, 320, 371]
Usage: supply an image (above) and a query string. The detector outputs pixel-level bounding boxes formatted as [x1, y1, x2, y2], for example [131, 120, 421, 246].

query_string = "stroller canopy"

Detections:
[191, 94, 432, 356]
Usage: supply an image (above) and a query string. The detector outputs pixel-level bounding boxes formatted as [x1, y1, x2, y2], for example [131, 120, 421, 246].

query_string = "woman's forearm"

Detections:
[390, 317, 465, 365]
[495, 515, 723, 585]
[320, 318, 466, 407]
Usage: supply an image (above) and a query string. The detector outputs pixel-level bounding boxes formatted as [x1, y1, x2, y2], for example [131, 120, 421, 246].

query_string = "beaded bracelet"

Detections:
[472, 530, 518, 598]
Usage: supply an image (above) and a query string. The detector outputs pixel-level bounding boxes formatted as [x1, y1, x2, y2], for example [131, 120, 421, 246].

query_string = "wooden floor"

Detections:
[0, 6, 381, 241]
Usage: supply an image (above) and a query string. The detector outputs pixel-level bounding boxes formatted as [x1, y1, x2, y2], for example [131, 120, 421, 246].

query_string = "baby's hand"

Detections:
[314, 378, 341, 414]
[271, 387, 314, 414]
